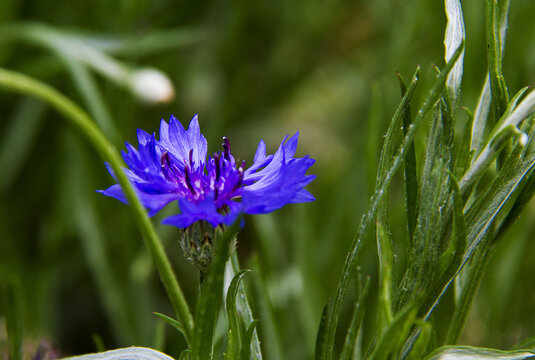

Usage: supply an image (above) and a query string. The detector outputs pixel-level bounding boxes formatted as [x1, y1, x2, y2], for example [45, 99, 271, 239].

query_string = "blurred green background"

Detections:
[1, 0, 535, 358]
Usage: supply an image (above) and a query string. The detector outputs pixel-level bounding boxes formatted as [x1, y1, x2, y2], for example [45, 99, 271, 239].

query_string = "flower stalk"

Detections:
[0, 67, 194, 343]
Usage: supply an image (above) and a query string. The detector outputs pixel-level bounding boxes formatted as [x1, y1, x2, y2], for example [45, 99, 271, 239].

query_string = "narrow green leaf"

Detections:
[0, 68, 194, 342]
[230, 253, 263, 360]
[376, 221, 393, 327]
[486, 0, 509, 120]
[395, 101, 452, 312]
[471, 77, 491, 157]
[314, 302, 330, 360]
[367, 304, 418, 360]
[226, 269, 251, 360]
[445, 231, 493, 346]
[464, 155, 535, 260]
[435, 173, 467, 303]
[444, 0, 465, 110]
[374, 68, 420, 321]
[179, 349, 191, 360]
[424, 346, 535, 360]
[153, 312, 186, 339]
[340, 277, 370, 360]
[423, 148, 535, 323]
[191, 222, 240, 360]
[321, 42, 464, 360]
[406, 321, 432, 360]
[454, 108, 474, 177]
[471, 0, 509, 158]
[241, 320, 259, 360]
[495, 165, 535, 241]
[397, 69, 420, 243]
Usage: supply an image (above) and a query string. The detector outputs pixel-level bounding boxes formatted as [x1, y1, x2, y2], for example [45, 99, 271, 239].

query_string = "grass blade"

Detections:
[444, 0, 465, 110]
[230, 253, 263, 359]
[340, 276, 370, 360]
[321, 42, 464, 360]
[191, 222, 240, 360]
[241, 320, 260, 360]
[485, 0, 509, 120]
[397, 70, 420, 243]
[314, 302, 330, 360]
[0, 67, 194, 342]
[226, 269, 251, 360]
[153, 312, 187, 339]
[366, 304, 417, 360]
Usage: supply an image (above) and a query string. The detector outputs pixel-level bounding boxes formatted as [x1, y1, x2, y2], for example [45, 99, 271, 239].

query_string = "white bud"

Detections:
[130, 68, 175, 104]
[520, 132, 529, 147]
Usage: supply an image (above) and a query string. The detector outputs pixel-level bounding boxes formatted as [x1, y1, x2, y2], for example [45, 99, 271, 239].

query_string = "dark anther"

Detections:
[214, 187, 219, 200]
[213, 153, 221, 181]
[161, 151, 176, 181]
[222, 137, 231, 160]
[189, 149, 194, 167]
[234, 165, 244, 190]
[184, 165, 196, 194]
[161, 150, 171, 169]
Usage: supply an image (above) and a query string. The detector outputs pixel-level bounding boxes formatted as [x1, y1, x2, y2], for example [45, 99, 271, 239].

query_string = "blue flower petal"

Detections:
[162, 194, 224, 228]
[100, 114, 315, 229]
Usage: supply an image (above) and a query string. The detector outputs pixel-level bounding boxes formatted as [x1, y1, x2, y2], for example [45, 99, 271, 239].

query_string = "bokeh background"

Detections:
[1, 1, 535, 359]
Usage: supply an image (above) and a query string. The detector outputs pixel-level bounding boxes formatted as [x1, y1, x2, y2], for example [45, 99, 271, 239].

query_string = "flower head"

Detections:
[99, 115, 315, 228]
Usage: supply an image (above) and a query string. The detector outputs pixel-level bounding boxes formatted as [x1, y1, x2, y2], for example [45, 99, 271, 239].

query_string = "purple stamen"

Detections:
[213, 153, 221, 182]
[222, 137, 231, 160]
[184, 165, 196, 194]
[234, 167, 244, 190]
[161, 151, 176, 181]
[189, 149, 194, 167]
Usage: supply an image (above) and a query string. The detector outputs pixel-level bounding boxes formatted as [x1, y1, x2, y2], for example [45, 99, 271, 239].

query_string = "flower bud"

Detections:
[130, 68, 175, 104]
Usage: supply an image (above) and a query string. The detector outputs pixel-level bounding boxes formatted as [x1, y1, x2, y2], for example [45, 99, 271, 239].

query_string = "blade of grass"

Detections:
[153, 312, 187, 340]
[485, 0, 509, 120]
[229, 253, 263, 359]
[366, 304, 418, 360]
[314, 303, 330, 360]
[340, 276, 370, 360]
[321, 42, 464, 360]
[444, 0, 465, 111]
[375, 67, 420, 326]
[241, 320, 260, 360]
[0, 67, 194, 343]
[226, 269, 250, 360]
[397, 70, 420, 243]
[191, 223, 240, 360]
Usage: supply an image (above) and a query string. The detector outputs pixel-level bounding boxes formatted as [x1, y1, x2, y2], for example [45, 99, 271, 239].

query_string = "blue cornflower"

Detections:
[99, 115, 315, 228]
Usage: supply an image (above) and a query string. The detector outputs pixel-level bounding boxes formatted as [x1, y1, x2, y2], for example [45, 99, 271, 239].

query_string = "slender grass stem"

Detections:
[0, 67, 194, 343]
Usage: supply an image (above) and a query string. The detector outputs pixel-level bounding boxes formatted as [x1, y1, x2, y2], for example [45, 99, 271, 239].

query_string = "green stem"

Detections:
[0, 67, 194, 343]
[444, 237, 493, 345]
